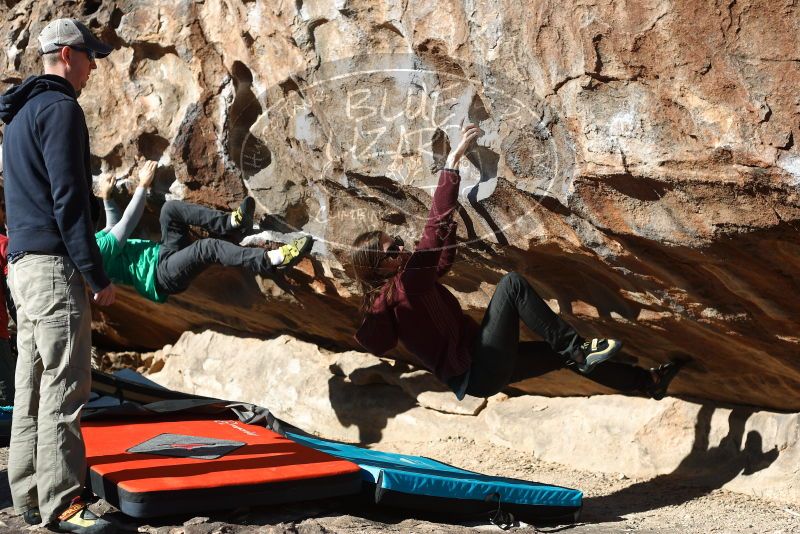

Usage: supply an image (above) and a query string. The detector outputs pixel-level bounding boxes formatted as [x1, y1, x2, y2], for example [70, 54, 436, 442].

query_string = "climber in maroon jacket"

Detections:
[351, 123, 684, 400]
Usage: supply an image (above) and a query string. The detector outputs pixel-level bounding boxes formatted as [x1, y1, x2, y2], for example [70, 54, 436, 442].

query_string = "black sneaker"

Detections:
[574, 338, 622, 374]
[646, 359, 688, 400]
[22, 508, 41, 525]
[51, 498, 116, 533]
[231, 196, 255, 231]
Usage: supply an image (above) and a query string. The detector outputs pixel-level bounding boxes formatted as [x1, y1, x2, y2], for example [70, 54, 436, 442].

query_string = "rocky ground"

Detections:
[0, 438, 796, 534]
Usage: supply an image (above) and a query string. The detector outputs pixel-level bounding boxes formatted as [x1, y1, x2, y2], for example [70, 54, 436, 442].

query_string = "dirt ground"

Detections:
[0, 437, 796, 534]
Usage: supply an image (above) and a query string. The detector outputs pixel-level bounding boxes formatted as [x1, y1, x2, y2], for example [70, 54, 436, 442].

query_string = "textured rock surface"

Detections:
[145, 330, 485, 443]
[146, 331, 800, 506]
[1, 0, 799, 409]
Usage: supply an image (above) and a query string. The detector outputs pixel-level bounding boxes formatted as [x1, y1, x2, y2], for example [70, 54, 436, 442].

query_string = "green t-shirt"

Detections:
[95, 231, 166, 303]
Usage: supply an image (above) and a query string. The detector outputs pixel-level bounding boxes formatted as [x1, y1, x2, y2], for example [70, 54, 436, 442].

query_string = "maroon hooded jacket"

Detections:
[354, 169, 479, 382]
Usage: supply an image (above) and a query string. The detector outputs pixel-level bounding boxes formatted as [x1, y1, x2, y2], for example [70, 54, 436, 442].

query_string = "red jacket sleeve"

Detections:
[0, 235, 7, 276]
[401, 169, 460, 291]
[0, 235, 9, 339]
[435, 219, 458, 277]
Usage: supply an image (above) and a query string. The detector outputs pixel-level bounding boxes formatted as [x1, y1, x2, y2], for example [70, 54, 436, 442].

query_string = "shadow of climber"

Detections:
[582, 404, 779, 523]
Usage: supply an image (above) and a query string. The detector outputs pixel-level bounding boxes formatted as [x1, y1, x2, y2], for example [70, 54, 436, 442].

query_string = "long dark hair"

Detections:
[351, 230, 399, 313]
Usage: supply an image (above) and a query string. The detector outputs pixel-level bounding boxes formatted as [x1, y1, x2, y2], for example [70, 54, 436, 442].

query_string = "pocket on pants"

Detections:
[12, 256, 58, 318]
[36, 316, 70, 373]
[37, 330, 91, 417]
[59, 363, 91, 416]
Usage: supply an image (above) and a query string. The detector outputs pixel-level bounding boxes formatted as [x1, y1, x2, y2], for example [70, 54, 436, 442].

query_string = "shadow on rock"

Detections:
[327, 370, 418, 444]
[582, 404, 779, 524]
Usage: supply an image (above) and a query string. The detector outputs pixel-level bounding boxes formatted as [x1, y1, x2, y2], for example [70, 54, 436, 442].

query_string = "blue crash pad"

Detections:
[287, 431, 582, 522]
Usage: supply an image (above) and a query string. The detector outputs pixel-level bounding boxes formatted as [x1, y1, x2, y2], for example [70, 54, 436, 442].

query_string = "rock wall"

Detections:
[1, 0, 799, 409]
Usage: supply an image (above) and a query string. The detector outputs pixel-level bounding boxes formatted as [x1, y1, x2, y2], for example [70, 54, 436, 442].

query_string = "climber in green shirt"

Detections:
[95, 161, 312, 303]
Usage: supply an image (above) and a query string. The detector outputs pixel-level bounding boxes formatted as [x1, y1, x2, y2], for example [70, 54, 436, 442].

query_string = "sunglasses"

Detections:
[381, 236, 405, 262]
[71, 45, 96, 61]
[43, 45, 96, 61]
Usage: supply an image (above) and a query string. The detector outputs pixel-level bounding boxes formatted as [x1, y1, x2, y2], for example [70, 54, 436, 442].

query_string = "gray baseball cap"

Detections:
[38, 18, 113, 58]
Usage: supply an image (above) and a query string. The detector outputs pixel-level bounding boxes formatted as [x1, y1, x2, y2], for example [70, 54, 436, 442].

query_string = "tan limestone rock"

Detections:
[0, 0, 798, 410]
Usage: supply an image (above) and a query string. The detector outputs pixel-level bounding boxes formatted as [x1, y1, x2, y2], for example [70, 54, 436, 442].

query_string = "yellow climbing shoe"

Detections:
[277, 235, 314, 269]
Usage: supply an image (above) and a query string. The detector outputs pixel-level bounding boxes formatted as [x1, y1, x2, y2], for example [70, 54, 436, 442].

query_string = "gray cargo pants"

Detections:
[7, 254, 92, 524]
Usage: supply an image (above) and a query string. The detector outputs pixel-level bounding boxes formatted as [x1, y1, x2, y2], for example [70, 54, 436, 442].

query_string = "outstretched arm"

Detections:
[97, 174, 121, 231]
[401, 123, 479, 290]
[107, 161, 157, 244]
[435, 219, 458, 277]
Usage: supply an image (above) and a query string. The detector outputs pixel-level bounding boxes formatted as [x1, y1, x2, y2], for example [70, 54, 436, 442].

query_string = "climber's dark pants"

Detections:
[155, 201, 271, 295]
[465, 272, 650, 397]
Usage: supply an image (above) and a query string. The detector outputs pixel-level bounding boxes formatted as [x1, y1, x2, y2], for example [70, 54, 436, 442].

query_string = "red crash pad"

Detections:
[83, 417, 362, 518]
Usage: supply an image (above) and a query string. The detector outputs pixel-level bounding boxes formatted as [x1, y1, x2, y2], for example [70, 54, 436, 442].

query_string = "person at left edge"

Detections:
[0, 18, 117, 534]
[0, 205, 14, 407]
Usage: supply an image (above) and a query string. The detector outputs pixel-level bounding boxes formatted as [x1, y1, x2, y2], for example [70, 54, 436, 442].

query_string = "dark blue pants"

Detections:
[155, 201, 271, 295]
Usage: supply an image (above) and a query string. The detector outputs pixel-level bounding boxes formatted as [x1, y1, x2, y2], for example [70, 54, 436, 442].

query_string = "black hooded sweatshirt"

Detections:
[0, 74, 109, 293]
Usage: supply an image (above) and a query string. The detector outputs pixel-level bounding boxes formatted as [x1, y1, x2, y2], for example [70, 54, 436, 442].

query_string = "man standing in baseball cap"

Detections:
[0, 18, 116, 534]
